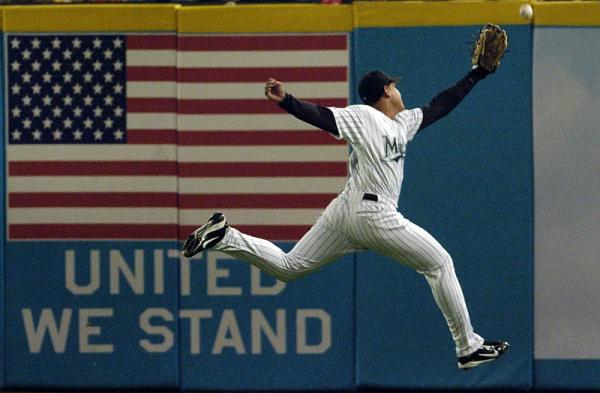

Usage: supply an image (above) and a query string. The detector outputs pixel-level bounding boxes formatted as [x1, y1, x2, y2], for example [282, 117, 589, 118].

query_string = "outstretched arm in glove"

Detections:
[418, 23, 508, 132]
[418, 67, 489, 131]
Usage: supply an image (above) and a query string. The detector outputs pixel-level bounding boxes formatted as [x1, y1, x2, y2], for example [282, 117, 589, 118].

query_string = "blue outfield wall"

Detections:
[3, 242, 181, 389]
[535, 360, 600, 390]
[2, 243, 355, 390]
[180, 247, 355, 391]
[352, 25, 533, 389]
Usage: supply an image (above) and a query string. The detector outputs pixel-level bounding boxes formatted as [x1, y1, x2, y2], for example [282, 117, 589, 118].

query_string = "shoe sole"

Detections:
[458, 344, 509, 371]
[458, 357, 498, 370]
[182, 215, 226, 257]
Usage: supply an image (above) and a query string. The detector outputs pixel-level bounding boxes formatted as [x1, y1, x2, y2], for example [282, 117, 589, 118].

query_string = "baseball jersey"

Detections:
[328, 105, 423, 204]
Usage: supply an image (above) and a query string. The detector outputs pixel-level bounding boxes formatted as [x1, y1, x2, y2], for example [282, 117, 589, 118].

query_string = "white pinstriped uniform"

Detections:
[215, 104, 484, 356]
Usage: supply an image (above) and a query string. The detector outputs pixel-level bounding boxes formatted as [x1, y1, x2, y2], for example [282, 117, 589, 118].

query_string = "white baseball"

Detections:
[519, 3, 533, 20]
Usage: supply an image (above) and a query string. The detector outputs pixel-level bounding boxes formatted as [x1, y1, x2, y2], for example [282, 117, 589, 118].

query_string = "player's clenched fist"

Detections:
[265, 78, 286, 103]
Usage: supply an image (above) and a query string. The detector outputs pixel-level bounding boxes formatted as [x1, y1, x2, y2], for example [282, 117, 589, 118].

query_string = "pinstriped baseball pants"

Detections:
[214, 190, 484, 356]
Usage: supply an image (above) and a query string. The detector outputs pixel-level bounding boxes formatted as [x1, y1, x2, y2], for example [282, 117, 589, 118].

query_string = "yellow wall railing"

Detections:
[1, 1, 599, 33]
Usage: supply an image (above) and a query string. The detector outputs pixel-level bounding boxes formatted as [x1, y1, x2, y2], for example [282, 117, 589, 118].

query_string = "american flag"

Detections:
[5, 33, 349, 241]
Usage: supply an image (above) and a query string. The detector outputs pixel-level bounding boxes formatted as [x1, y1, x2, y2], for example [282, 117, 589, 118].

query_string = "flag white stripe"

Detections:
[8, 176, 346, 194]
[127, 50, 176, 67]
[9, 208, 177, 224]
[178, 146, 348, 163]
[178, 82, 348, 100]
[8, 176, 177, 193]
[178, 114, 325, 131]
[178, 177, 346, 194]
[128, 82, 176, 98]
[178, 50, 348, 68]
[128, 113, 176, 129]
[8, 145, 176, 161]
[8, 144, 346, 163]
[9, 208, 322, 225]
[179, 209, 322, 226]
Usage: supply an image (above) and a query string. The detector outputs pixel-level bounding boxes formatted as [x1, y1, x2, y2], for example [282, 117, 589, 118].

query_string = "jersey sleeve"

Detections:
[328, 105, 366, 146]
[395, 108, 423, 142]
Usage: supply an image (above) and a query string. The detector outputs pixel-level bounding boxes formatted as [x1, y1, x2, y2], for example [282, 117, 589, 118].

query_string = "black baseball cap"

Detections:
[358, 71, 398, 105]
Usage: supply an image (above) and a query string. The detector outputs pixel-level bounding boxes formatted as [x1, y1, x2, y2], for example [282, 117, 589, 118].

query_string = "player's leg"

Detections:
[357, 209, 484, 357]
[214, 219, 357, 282]
[184, 198, 359, 281]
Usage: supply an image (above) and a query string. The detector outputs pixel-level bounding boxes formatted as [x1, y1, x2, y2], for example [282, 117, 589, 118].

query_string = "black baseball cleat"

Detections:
[458, 340, 510, 370]
[182, 212, 228, 258]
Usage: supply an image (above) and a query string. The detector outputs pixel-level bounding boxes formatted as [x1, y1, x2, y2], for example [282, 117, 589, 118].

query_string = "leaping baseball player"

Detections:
[183, 24, 509, 370]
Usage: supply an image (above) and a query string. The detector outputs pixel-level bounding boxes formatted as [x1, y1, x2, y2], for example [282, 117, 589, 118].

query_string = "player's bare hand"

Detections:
[265, 78, 286, 103]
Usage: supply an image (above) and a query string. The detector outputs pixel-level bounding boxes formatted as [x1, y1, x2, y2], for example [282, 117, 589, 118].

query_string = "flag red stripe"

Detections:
[128, 98, 177, 112]
[9, 161, 177, 176]
[10, 224, 178, 240]
[178, 131, 345, 146]
[127, 35, 176, 50]
[178, 98, 346, 114]
[9, 162, 345, 177]
[127, 66, 176, 81]
[178, 67, 347, 82]
[179, 193, 336, 209]
[178, 162, 347, 177]
[128, 129, 176, 144]
[9, 192, 178, 207]
[9, 192, 335, 208]
[10, 224, 309, 241]
[178, 225, 309, 241]
[178, 35, 347, 51]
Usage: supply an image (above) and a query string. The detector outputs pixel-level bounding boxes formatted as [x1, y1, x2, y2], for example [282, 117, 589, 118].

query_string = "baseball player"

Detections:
[183, 25, 509, 370]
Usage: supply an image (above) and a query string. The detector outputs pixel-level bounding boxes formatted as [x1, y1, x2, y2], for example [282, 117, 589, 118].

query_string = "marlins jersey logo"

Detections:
[383, 135, 406, 162]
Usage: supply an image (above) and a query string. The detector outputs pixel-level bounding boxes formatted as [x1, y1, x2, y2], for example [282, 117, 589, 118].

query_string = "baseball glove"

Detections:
[471, 24, 508, 73]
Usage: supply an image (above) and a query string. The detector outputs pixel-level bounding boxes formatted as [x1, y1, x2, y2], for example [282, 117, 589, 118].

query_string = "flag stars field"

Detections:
[6, 36, 126, 143]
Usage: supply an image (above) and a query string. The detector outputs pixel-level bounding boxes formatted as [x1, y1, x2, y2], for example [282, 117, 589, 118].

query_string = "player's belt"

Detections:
[362, 193, 379, 202]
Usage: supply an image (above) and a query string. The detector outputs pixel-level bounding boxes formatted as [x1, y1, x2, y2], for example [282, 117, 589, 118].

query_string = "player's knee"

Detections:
[425, 251, 454, 274]
[274, 268, 306, 282]
[260, 266, 297, 283]
[279, 254, 312, 281]
[440, 251, 453, 268]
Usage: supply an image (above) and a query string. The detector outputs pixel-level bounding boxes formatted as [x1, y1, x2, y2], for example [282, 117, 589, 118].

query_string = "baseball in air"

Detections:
[519, 4, 533, 20]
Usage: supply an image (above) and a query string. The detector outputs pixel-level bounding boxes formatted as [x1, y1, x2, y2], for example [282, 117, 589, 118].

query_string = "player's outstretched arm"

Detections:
[418, 24, 507, 132]
[418, 67, 490, 131]
[264, 78, 339, 137]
